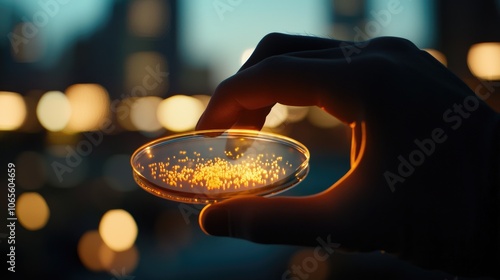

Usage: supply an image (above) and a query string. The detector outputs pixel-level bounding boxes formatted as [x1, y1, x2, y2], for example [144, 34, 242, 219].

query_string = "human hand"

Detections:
[196, 33, 500, 277]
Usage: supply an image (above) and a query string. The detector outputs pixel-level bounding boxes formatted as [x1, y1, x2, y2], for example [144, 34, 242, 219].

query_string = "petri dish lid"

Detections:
[131, 129, 309, 204]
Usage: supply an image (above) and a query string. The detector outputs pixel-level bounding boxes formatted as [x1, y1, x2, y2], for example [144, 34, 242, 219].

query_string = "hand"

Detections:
[196, 33, 500, 277]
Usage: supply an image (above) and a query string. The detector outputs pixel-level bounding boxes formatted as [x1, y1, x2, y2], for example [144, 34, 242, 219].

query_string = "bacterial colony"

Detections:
[136, 146, 294, 193]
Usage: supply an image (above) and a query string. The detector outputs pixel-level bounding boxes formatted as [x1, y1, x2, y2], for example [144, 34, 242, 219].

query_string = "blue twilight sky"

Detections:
[2, 0, 436, 81]
[178, 0, 436, 88]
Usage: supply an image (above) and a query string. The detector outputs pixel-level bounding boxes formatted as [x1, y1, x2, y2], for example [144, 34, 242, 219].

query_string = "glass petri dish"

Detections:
[131, 129, 309, 204]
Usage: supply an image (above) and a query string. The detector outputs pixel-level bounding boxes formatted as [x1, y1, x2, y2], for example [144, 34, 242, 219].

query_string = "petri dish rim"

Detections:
[130, 129, 310, 204]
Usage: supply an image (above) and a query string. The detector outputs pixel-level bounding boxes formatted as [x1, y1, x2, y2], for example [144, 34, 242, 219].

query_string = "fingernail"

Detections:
[199, 205, 231, 236]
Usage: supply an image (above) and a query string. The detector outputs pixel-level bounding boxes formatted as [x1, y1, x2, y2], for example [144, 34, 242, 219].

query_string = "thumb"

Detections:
[198, 181, 396, 251]
[199, 195, 333, 246]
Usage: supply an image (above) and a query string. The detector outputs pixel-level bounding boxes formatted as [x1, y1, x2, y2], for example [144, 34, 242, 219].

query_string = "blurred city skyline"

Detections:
[0, 0, 499, 279]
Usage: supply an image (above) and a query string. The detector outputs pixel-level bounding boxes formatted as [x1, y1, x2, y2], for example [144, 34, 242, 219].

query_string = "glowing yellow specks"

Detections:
[144, 148, 293, 191]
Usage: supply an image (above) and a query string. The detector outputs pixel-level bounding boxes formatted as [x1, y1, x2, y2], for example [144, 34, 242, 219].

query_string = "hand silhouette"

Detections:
[196, 33, 500, 278]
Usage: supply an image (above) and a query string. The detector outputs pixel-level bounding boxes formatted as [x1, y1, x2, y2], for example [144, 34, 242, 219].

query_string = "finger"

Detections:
[199, 195, 333, 245]
[241, 33, 347, 71]
[198, 174, 396, 252]
[231, 106, 273, 130]
[196, 53, 363, 131]
[199, 119, 398, 251]
[199, 144, 396, 252]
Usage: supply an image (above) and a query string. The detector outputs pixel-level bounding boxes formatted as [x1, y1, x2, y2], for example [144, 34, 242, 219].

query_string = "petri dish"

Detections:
[130, 129, 309, 204]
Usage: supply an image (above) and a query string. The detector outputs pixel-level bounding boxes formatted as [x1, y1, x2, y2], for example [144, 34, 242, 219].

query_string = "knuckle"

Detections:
[254, 55, 290, 76]
[369, 36, 418, 52]
[258, 32, 289, 47]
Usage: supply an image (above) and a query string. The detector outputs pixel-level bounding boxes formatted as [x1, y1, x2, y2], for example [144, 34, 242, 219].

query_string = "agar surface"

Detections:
[138, 147, 294, 192]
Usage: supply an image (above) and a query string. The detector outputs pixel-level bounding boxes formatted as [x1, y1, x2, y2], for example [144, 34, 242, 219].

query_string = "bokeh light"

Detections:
[99, 209, 138, 252]
[17, 192, 50, 231]
[264, 103, 288, 128]
[98, 240, 115, 272]
[100, 245, 139, 275]
[78, 230, 138, 274]
[240, 48, 255, 65]
[128, 0, 169, 37]
[193, 94, 211, 107]
[15, 151, 47, 190]
[157, 95, 205, 132]
[307, 106, 342, 128]
[0, 91, 27, 130]
[78, 230, 107, 272]
[65, 84, 110, 133]
[424, 48, 447, 66]
[467, 42, 500, 80]
[36, 91, 71, 131]
[130, 96, 163, 132]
